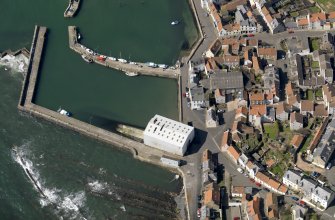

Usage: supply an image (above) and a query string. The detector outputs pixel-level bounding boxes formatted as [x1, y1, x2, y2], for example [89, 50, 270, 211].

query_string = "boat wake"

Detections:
[12, 145, 89, 220]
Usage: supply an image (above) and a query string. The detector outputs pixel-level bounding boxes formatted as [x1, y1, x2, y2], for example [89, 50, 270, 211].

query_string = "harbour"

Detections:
[19, 26, 183, 167]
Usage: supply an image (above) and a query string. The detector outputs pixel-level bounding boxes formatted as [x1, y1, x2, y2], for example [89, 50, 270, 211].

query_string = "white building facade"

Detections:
[143, 115, 195, 156]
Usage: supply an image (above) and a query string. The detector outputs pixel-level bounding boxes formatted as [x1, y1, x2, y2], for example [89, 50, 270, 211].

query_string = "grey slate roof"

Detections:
[190, 86, 205, 102]
[283, 169, 303, 185]
[313, 118, 335, 165]
[313, 186, 334, 202]
[200, 71, 244, 90]
[299, 177, 318, 194]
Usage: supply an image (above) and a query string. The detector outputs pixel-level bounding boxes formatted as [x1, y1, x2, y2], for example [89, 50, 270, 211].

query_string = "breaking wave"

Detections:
[12, 144, 89, 220]
[0, 54, 28, 73]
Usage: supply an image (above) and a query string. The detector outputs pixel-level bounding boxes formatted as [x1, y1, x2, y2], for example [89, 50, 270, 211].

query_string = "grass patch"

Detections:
[310, 38, 320, 51]
[307, 90, 314, 100]
[315, 0, 335, 12]
[290, 11, 299, 17]
[264, 122, 279, 140]
[315, 88, 323, 97]
[311, 61, 320, 69]
[309, 6, 321, 13]
[300, 134, 313, 153]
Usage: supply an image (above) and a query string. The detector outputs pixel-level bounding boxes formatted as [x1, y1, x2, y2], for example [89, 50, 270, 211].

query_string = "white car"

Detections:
[326, 163, 332, 170]
[237, 168, 243, 174]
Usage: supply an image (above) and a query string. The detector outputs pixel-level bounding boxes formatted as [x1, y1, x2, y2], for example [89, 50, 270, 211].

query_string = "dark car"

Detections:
[198, 195, 202, 201]
[291, 196, 299, 201]
[311, 171, 320, 178]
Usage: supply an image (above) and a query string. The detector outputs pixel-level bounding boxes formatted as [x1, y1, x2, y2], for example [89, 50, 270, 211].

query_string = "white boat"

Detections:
[77, 33, 81, 40]
[108, 57, 117, 61]
[57, 108, 71, 116]
[118, 58, 128, 63]
[85, 48, 93, 54]
[146, 62, 158, 68]
[81, 55, 93, 63]
[171, 21, 179, 25]
[129, 62, 137, 65]
[158, 64, 168, 69]
[125, 72, 138, 76]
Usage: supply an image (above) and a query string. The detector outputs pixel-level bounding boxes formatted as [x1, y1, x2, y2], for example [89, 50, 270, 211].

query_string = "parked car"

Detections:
[311, 171, 320, 178]
[237, 168, 243, 173]
[326, 163, 332, 170]
[291, 196, 299, 201]
[197, 208, 201, 218]
[197, 195, 202, 201]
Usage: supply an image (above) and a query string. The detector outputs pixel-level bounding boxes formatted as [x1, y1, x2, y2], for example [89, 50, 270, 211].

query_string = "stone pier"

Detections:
[68, 26, 180, 79]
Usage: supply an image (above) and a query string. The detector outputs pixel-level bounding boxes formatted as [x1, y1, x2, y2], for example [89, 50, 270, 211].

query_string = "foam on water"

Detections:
[12, 144, 89, 220]
[0, 54, 28, 73]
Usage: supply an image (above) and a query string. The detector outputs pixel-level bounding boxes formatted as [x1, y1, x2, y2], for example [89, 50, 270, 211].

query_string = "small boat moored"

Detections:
[171, 20, 179, 26]
[125, 71, 138, 77]
[146, 62, 158, 68]
[158, 64, 168, 69]
[108, 57, 117, 61]
[57, 108, 71, 117]
[118, 58, 128, 63]
[81, 55, 93, 63]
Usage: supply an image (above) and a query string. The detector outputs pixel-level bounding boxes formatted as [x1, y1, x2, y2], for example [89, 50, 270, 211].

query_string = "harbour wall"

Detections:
[64, 0, 81, 18]
[68, 26, 180, 79]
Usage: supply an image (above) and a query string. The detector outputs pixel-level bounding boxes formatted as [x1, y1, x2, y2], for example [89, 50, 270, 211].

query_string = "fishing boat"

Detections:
[81, 55, 93, 63]
[125, 71, 138, 77]
[118, 58, 127, 63]
[129, 62, 137, 65]
[171, 20, 179, 25]
[57, 108, 71, 116]
[77, 33, 82, 40]
[158, 64, 168, 69]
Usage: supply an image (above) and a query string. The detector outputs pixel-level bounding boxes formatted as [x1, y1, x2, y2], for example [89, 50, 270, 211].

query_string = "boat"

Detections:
[108, 57, 117, 61]
[85, 48, 94, 54]
[158, 64, 168, 69]
[81, 55, 93, 63]
[118, 58, 128, 63]
[77, 33, 81, 40]
[57, 108, 71, 116]
[125, 71, 138, 76]
[146, 62, 158, 68]
[171, 20, 179, 25]
[129, 62, 137, 65]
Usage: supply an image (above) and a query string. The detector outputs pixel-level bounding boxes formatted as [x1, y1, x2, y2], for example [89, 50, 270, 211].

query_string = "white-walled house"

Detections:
[283, 170, 303, 192]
